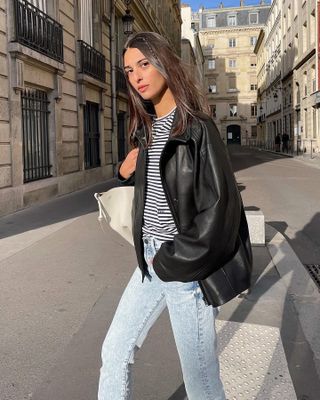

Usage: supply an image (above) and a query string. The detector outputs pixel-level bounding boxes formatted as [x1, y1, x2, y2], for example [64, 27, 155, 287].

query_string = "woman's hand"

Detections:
[119, 148, 139, 179]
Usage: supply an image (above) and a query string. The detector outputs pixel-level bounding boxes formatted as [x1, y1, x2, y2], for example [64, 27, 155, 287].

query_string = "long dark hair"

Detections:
[123, 32, 210, 146]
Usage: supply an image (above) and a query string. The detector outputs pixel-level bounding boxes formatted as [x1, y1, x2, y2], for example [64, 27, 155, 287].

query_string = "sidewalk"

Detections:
[0, 181, 319, 400]
[253, 146, 320, 170]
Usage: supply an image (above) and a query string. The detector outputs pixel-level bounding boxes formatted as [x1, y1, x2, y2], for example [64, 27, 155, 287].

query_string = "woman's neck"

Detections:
[153, 88, 176, 118]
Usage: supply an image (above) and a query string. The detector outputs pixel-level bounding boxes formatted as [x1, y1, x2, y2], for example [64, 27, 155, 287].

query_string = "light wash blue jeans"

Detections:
[98, 236, 226, 400]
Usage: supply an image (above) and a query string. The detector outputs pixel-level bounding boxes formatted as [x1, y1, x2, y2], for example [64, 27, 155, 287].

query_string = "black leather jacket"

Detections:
[121, 112, 252, 306]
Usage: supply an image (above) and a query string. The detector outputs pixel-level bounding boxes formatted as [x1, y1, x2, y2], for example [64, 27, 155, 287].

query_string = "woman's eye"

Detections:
[141, 61, 149, 68]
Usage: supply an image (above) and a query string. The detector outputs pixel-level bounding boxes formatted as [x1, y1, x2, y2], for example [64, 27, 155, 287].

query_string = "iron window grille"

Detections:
[13, 0, 63, 62]
[21, 88, 52, 182]
[78, 40, 106, 82]
[83, 102, 101, 169]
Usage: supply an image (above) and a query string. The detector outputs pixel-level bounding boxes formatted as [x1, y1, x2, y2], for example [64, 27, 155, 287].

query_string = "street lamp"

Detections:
[122, 0, 134, 36]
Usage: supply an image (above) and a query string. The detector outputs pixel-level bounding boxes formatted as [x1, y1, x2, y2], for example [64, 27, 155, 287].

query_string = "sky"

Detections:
[185, 0, 271, 12]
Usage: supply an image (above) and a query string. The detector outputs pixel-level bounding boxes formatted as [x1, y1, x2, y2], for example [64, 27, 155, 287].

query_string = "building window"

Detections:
[249, 13, 258, 24]
[302, 21, 307, 53]
[14, 0, 63, 62]
[251, 103, 257, 117]
[229, 104, 237, 117]
[304, 72, 308, 96]
[208, 84, 217, 93]
[83, 101, 101, 169]
[115, 16, 126, 67]
[228, 76, 237, 91]
[229, 59, 236, 68]
[250, 36, 257, 46]
[228, 15, 237, 26]
[313, 108, 317, 138]
[28, 0, 47, 12]
[229, 38, 236, 47]
[296, 83, 301, 104]
[311, 65, 316, 92]
[210, 105, 216, 118]
[207, 16, 216, 28]
[79, 0, 101, 49]
[250, 84, 257, 90]
[21, 88, 51, 183]
[251, 125, 257, 137]
[304, 108, 308, 137]
[208, 59, 216, 69]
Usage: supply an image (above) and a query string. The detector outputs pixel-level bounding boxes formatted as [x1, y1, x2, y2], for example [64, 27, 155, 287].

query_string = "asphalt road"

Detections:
[228, 146, 320, 266]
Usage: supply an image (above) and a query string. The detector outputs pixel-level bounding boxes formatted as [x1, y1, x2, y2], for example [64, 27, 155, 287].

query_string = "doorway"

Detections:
[227, 125, 241, 144]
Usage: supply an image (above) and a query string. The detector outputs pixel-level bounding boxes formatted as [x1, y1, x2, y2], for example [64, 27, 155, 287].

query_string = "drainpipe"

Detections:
[110, 1, 118, 173]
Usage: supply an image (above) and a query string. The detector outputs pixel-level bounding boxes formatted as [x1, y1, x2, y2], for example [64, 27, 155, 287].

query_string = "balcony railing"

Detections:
[78, 40, 106, 83]
[13, 0, 63, 62]
[116, 66, 127, 92]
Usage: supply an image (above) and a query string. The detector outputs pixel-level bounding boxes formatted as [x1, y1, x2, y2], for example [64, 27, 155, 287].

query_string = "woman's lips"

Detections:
[138, 85, 149, 93]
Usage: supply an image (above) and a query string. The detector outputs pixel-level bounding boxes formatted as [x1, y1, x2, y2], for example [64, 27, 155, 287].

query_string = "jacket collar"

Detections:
[134, 110, 201, 146]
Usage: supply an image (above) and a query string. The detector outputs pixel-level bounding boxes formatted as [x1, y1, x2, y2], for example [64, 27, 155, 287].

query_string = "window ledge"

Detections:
[9, 42, 65, 74]
[77, 73, 108, 90]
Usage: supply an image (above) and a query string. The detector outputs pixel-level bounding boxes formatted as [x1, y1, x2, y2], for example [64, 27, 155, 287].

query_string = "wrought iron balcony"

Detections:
[13, 0, 63, 62]
[116, 66, 127, 92]
[78, 40, 106, 83]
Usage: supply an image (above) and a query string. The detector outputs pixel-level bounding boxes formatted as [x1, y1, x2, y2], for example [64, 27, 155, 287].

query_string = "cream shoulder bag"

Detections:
[94, 186, 134, 246]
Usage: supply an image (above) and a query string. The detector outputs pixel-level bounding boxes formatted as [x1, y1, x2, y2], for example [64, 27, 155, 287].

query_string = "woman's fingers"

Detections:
[119, 148, 139, 179]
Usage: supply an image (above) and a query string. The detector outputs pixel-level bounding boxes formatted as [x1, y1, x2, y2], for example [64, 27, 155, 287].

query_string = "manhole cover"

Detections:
[304, 264, 320, 289]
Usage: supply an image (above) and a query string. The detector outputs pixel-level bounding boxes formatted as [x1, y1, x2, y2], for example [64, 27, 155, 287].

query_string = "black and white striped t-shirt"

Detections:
[142, 107, 178, 242]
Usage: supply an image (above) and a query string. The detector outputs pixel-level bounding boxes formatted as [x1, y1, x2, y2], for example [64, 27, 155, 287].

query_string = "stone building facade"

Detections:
[0, 0, 181, 216]
[255, 0, 320, 155]
[181, 4, 205, 89]
[261, 0, 282, 149]
[191, 1, 270, 145]
[255, 29, 267, 144]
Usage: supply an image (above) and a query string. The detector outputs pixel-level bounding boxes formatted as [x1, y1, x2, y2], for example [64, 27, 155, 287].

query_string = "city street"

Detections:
[0, 147, 320, 400]
[229, 146, 320, 266]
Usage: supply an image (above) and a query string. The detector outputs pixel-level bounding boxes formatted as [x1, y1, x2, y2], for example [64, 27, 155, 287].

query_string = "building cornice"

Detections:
[265, 73, 281, 92]
[265, 12, 281, 45]
[294, 49, 316, 71]
[197, 5, 271, 15]
[199, 25, 265, 35]
[254, 29, 265, 54]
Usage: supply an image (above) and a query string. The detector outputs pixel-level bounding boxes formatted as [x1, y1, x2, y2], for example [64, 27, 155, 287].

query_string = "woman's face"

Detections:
[124, 47, 168, 104]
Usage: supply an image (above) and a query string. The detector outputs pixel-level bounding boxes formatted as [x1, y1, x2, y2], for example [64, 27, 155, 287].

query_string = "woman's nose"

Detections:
[133, 70, 142, 83]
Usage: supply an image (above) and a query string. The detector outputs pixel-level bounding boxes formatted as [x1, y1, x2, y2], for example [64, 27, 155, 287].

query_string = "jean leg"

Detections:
[164, 281, 226, 400]
[98, 267, 166, 400]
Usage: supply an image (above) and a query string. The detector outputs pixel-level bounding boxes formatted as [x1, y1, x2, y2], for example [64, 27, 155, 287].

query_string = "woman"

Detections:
[98, 32, 252, 400]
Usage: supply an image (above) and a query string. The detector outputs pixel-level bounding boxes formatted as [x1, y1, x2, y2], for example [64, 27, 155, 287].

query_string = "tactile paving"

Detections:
[216, 321, 297, 400]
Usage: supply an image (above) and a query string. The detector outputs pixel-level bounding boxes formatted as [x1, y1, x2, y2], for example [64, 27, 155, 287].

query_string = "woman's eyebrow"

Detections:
[124, 58, 148, 69]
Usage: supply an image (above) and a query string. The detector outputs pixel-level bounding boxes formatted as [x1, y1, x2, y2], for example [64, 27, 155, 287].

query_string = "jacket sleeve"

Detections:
[153, 118, 241, 282]
[116, 161, 135, 186]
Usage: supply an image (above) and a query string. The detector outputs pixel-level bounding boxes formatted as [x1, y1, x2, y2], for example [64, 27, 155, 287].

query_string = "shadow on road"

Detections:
[227, 144, 291, 173]
[0, 179, 119, 240]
